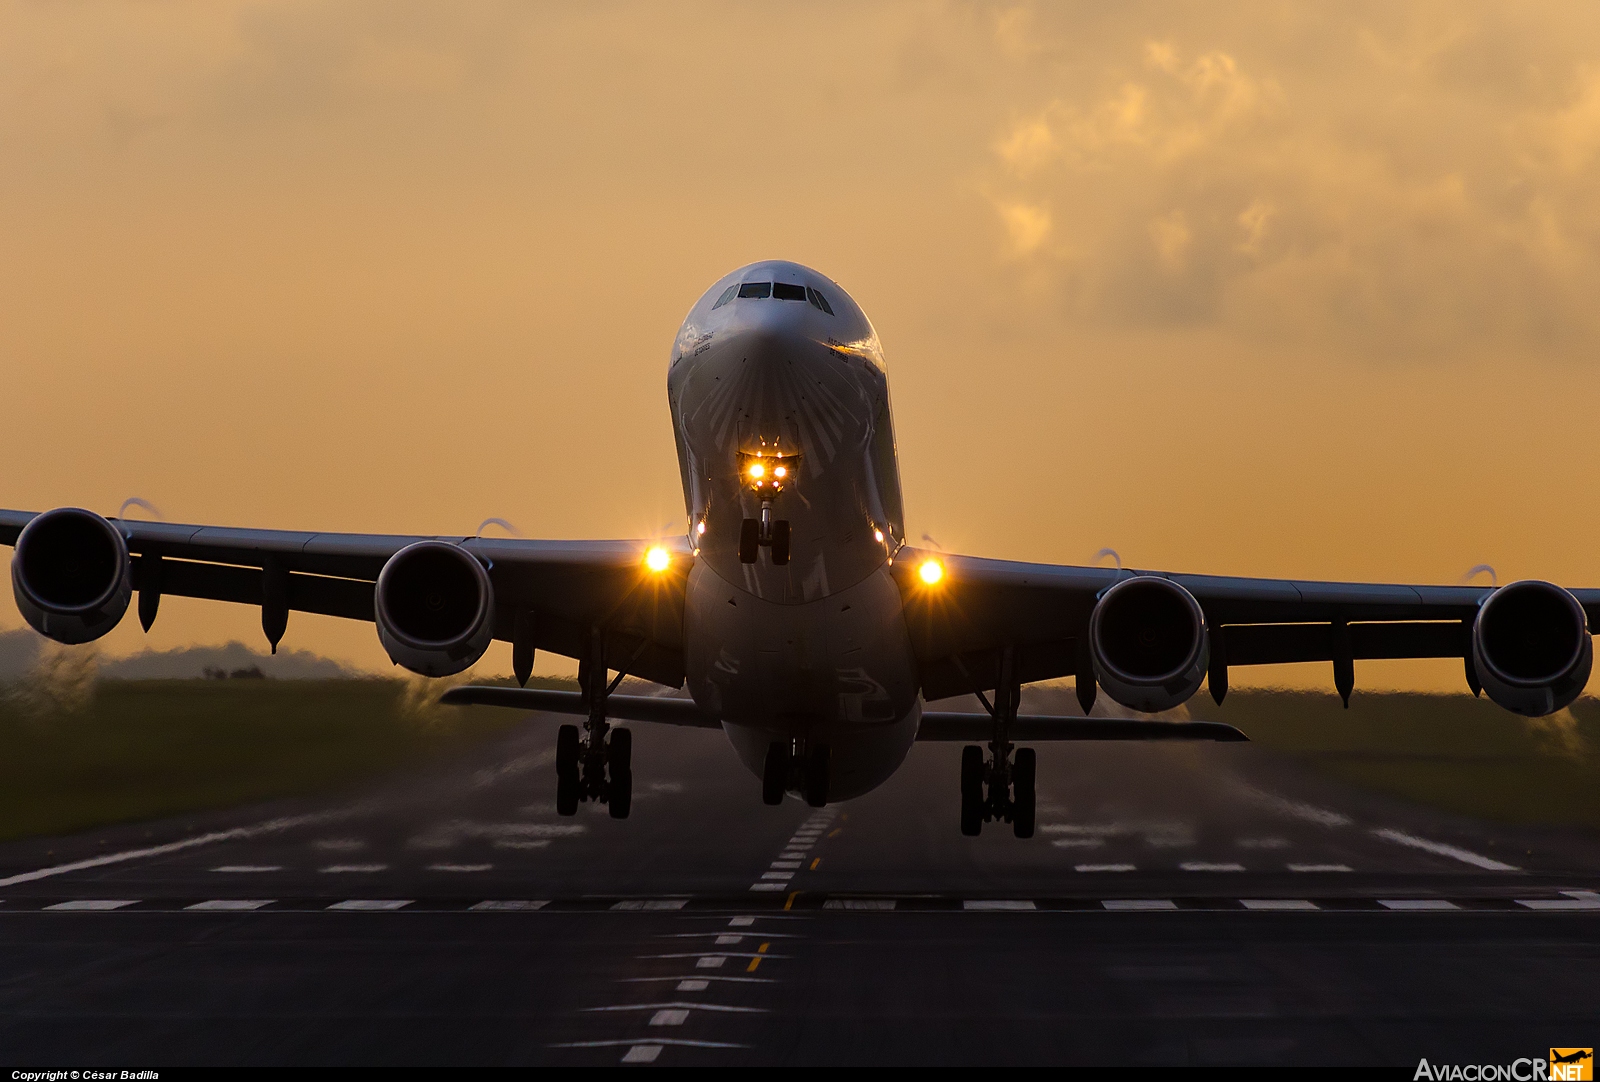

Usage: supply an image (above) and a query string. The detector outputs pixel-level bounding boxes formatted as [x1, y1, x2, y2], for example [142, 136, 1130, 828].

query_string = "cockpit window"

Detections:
[772, 283, 806, 301]
[737, 282, 772, 299]
[807, 286, 835, 315]
[711, 285, 737, 310]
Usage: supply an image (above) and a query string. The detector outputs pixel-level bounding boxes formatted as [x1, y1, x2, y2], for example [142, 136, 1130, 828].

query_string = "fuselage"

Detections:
[668, 261, 921, 799]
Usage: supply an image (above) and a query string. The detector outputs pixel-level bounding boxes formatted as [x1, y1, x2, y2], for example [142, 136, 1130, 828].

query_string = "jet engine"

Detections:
[1471, 579, 1592, 717]
[11, 507, 133, 645]
[1088, 576, 1210, 713]
[374, 541, 495, 677]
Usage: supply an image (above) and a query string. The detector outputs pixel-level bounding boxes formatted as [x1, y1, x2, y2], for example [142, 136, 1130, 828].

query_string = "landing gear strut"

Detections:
[957, 650, 1035, 839]
[761, 739, 831, 807]
[555, 629, 633, 819]
[739, 500, 791, 565]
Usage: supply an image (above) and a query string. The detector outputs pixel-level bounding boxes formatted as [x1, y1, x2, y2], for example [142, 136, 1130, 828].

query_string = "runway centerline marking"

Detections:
[1075, 864, 1137, 872]
[586, 1001, 767, 1014]
[1288, 863, 1353, 872]
[963, 900, 1036, 911]
[728, 916, 754, 926]
[617, 976, 775, 985]
[469, 900, 548, 911]
[824, 899, 895, 910]
[1102, 899, 1178, 911]
[0, 811, 335, 888]
[44, 900, 138, 911]
[1370, 828, 1519, 871]
[428, 864, 492, 873]
[1240, 899, 1319, 911]
[611, 899, 688, 911]
[1517, 898, 1600, 910]
[551, 1039, 747, 1050]
[770, 861, 801, 870]
[1378, 899, 1460, 910]
[185, 899, 274, 911]
[328, 899, 412, 911]
[622, 1046, 661, 1064]
[1181, 862, 1247, 872]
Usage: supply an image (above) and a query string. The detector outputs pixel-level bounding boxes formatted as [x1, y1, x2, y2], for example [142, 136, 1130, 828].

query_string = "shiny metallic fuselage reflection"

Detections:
[668, 261, 920, 799]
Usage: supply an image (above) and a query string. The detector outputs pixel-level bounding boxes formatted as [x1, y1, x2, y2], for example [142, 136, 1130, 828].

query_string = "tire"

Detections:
[803, 743, 830, 808]
[762, 741, 790, 806]
[556, 772, 580, 816]
[738, 518, 760, 563]
[960, 745, 984, 836]
[609, 766, 632, 819]
[1012, 747, 1036, 839]
[770, 520, 791, 565]
[607, 727, 632, 775]
[556, 724, 580, 779]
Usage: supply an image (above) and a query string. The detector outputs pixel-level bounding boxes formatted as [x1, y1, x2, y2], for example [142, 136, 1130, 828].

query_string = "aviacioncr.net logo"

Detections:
[1414, 1051, 1592, 1081]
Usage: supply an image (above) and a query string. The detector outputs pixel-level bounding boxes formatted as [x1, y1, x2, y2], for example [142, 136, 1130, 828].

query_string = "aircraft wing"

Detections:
[0, 509, 691, 687]
[891, 546, 1600, 705]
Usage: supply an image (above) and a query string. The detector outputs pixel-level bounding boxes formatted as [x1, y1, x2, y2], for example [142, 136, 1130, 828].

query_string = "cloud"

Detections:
[984, 8, 1600, 358]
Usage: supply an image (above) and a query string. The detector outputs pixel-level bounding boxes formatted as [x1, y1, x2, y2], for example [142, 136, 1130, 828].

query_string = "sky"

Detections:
[5, 1, 1600, 690]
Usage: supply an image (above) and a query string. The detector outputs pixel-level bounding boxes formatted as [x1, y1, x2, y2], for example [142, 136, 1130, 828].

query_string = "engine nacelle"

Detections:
[11, 507, 132, 645]
[1089, 576, 1210, 713]
[374, 541, 494, 677]
[1472, 579, 1592, 717]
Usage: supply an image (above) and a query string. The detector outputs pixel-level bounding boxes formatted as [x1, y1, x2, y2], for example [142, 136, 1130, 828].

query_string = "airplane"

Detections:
[4, 259, 1596, 837]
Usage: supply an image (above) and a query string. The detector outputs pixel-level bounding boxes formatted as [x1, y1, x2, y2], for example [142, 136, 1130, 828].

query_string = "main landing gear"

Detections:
[958, 651, 1036, 839]
[739, 500, 791, 565]
[762, 739, 830, 807]
[555, 631, 633, 819]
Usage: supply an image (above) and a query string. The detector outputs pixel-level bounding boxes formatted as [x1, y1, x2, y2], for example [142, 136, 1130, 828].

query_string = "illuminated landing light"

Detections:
[874, 529, 884, 543]
[918, 559, 943, 585]
[696, 521, 706, 536]
[774, 466, 787, 478]
[645, 547, 671, 573]
[748, 463, 766, 479]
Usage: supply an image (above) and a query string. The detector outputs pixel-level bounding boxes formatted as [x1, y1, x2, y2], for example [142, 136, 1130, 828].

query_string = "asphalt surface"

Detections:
[4, 712, 1600, 1070]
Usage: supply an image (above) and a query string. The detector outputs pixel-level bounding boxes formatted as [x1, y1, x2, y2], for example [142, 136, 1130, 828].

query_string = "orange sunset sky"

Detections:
[6, 2, 1600, 690]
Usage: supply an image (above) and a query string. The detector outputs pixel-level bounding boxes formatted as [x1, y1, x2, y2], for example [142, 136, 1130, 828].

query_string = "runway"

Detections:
[3, 713, 1599, 1068]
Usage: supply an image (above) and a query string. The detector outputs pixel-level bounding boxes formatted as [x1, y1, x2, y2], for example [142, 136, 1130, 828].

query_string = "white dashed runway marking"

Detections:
[43, 900, 137, 911]
[211, 865, 282, 873]
[428, 864, 492, 873]
[1102, 899, 1178, 911]
[1075, 863, 1136, 872]
[1378, 899, 1460, 911]
[824, 899, 895, 910]
[1181, 862, 1247, 872]
[185, 899, 274, 911]
[469, 900, 548, 911]
[1370, 829, 1519, 871]
[1241, 899, 1319, 911]
[611, 899, 688, 911]
[1288, 863, 1353, 872]
[327, 899, 412, 911]
[319, 864, 388, 874]
[963, 900, 1036, 911]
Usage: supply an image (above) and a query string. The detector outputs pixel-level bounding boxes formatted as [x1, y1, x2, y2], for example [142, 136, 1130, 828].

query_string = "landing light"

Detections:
[774, 466, 787, 478]
[748, 463, 766, 479]
[645, 547, 671, 573]
[874, 529, 884, 543]
[918, 559, 943, 585]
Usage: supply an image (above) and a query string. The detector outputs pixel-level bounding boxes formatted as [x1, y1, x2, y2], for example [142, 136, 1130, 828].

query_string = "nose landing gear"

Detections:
[739, 501, 791, 565]
[956, 650, 1036, 839]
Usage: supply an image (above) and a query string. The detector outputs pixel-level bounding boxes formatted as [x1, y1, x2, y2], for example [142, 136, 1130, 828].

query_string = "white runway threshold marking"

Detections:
[1378, 899, 1460, 910]
[963, 900, 1036, 911]
[1370, 829, 1519, 871]
[328, 900, 412, 911]
[1288, 864, 1353, 873]
[1102, 899, 1178, 911]
[185, 900, 274, 911]
[44, 900, 138, 911]
[1241, 899, 1319, 911]
[1180, 862, 1246, 872]
[469, 900, 548, 911]
[320, 864, 388, 874]
[0, 811, 333, 888]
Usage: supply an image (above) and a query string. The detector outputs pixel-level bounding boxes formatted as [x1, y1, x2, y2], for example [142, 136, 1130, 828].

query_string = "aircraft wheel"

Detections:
[556, 772, 580, 816]
[762, 741, 790, 805]
[607, 727, 632, 774]
[1012, 747, 1036, 839]
[609, 766, 632, 819]
[770, 520, 792, 565]
[738, 518, 760, 563]
[556, 724, 580, 779]
[803, 743, 830, 807]
[960, 745, 983, 836]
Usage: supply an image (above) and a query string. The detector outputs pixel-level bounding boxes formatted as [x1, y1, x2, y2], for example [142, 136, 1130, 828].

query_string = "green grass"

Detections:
[1187, 690, 1600, 831]
[0, 678, 568, 843]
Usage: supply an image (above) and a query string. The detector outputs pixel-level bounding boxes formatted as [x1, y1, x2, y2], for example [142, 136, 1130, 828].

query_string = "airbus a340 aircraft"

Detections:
[4, 260, 1595, 836]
